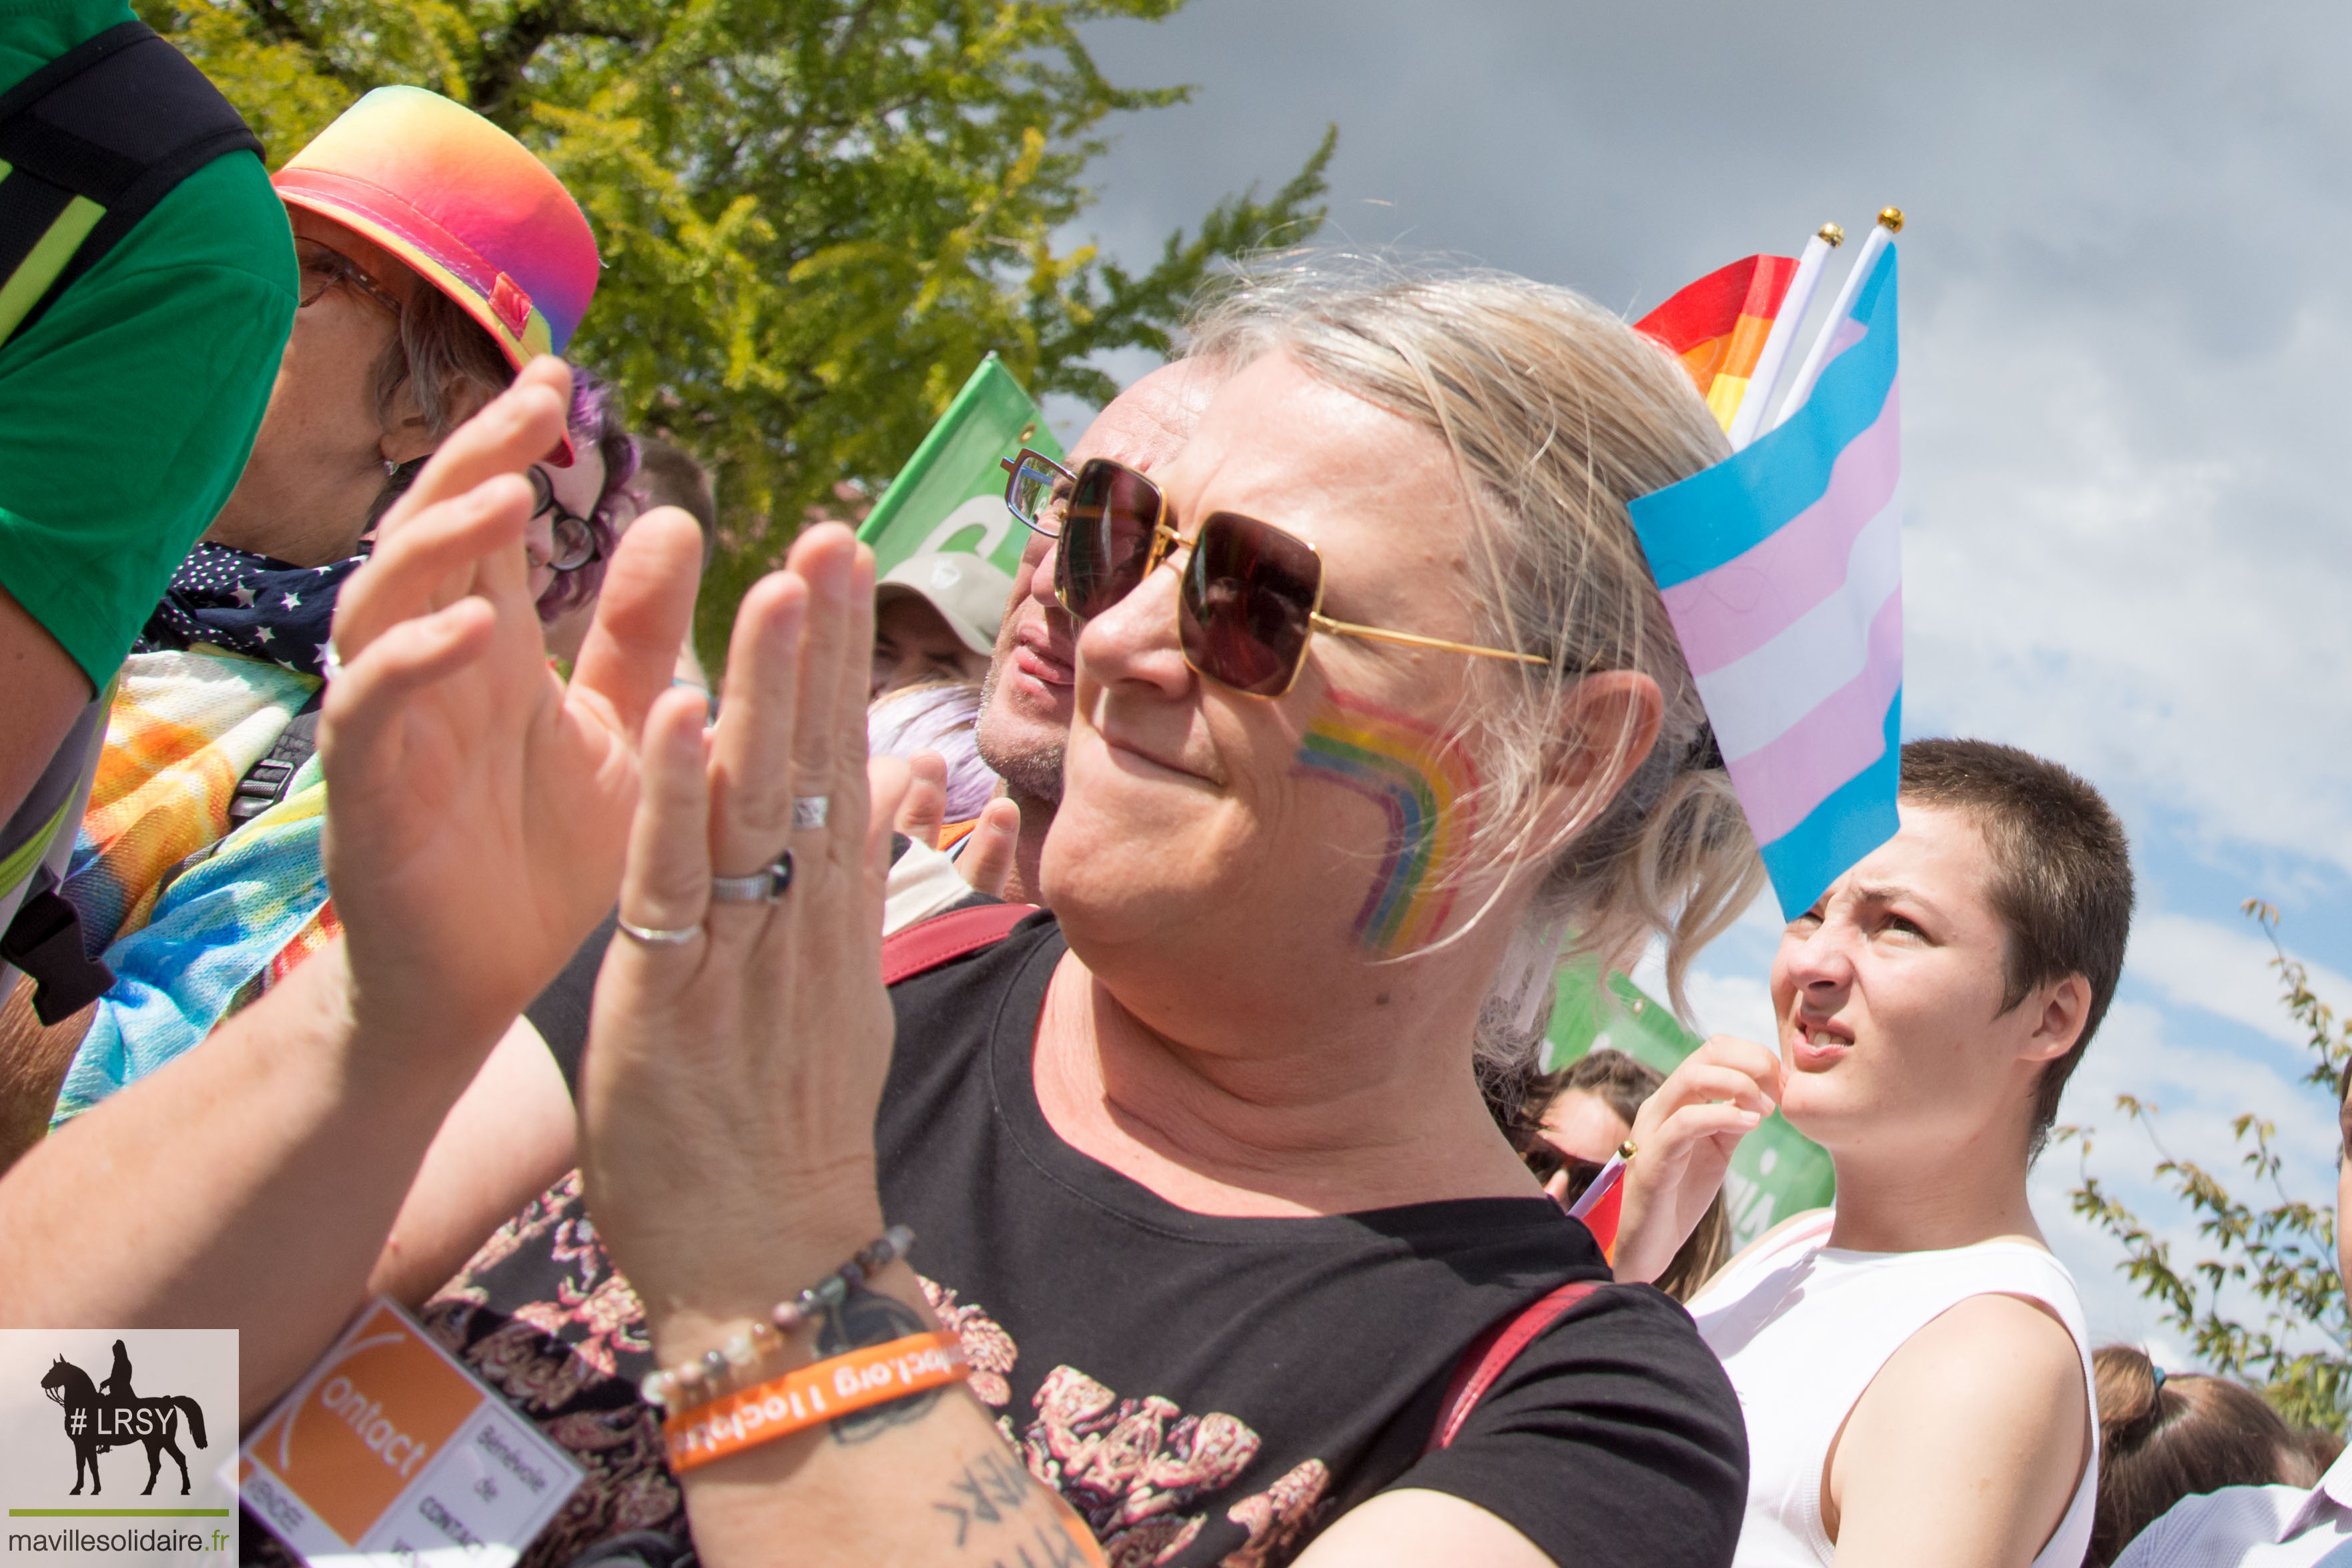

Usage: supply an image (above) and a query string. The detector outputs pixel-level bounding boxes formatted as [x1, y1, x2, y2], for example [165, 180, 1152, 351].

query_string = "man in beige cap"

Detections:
[870, 551, 1014, 699]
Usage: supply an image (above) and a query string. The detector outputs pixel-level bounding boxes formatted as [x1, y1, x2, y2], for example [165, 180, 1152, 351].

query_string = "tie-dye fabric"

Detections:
[53, 754, 330, 1125]
[62, 645, 318, 953]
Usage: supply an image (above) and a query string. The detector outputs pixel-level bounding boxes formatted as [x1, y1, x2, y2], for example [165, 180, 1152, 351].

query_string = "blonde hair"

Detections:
[1187, 260, 1766, 1106]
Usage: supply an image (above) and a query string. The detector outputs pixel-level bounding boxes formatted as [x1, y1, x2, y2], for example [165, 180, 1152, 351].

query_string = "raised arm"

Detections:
[1609, 1035, 1782, 1284]
[558, 520, 1083, 1564]
[0, 361, 701, 1418]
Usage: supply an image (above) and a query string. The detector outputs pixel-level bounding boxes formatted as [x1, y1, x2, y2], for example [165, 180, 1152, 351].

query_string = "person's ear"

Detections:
[379, 376, 501, 468]
[1530, 669, 1665, 843]
[2022, 971, 2092, 1066]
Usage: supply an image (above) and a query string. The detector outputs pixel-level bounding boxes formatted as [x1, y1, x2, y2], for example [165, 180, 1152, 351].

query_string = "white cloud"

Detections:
[2126, 910, 2352, 1048]
[2036, 996, 2344, 1362]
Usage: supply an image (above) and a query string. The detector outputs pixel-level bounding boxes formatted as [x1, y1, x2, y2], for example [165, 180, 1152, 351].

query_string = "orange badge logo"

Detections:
[243, 1304, 480, 1545]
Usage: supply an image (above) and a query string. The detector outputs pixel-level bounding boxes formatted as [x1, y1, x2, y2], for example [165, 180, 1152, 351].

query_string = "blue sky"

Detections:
[1045, 0, 2352, 1359]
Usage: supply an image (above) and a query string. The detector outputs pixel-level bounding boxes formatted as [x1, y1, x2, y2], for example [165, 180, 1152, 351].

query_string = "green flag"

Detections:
[1544, 959, 1834, 1251]
[859, 352, 1065, 580]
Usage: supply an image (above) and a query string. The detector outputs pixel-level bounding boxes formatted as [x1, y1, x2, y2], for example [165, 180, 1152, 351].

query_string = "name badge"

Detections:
[240, 1299, 583, 1567]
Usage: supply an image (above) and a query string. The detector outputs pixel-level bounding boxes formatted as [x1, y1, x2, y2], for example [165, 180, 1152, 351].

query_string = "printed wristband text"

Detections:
[663, 1330, 967, 1471]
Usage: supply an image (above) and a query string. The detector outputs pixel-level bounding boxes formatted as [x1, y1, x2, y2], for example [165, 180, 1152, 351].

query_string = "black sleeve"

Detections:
[1383, 1283, 1749, 1568]
[523, 909, 617, 1098]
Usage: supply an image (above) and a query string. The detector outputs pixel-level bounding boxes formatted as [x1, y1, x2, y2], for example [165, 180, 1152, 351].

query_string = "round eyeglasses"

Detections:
[294, 236, 406, 319]
[528, 466, 602, 572]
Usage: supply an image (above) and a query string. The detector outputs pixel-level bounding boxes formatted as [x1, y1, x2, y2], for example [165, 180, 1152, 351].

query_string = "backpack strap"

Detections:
[0, 865, 113, 1025]
[1423, 1279, 1606, 1455]
[226, 688, 324, 827]
[0, 690, 112, 1024]
[881, 902, 1038, 986]
[0, 21, 264, 344]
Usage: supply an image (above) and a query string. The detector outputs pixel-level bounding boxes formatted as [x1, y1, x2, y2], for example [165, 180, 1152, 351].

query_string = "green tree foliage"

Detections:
[2060, 901, 2352, 1431]
[138, 0, 1334, 659]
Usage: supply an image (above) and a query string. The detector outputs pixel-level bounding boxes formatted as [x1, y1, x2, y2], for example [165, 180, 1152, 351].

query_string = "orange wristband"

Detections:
[663, 1330, 969, 1471]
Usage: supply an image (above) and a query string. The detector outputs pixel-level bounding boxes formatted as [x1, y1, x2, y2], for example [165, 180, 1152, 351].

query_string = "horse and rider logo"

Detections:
[37, 1339, 209, 1495]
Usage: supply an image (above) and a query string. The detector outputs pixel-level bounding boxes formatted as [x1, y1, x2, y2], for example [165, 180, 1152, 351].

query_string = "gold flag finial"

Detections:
[1878, 207, 1906, 234]
[1818, 222, 1846, 246]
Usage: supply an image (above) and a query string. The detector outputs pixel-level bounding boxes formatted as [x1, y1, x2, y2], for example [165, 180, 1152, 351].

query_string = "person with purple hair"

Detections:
[532, 366, 640, 640]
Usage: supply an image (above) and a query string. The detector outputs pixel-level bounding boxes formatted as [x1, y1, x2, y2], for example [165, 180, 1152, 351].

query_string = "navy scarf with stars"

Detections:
[137, 542, 366, 678]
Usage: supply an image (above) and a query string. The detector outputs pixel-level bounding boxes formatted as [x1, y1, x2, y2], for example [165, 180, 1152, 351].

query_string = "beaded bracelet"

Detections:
[639, 1224, 915, 1417]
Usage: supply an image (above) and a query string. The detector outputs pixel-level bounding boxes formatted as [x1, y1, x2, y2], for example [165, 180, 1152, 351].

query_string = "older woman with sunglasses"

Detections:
[434, 269, 1763, 1567]
[1, 266, 1763, 1568]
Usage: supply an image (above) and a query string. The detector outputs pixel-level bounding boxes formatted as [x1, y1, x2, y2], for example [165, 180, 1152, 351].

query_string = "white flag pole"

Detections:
[1727, 222, 1843, 452]
[1772, 207, 1904, 431]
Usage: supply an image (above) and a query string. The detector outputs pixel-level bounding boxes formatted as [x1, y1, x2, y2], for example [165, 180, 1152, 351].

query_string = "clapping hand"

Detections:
[892, 755, 1020, 900]
[320, 358, 703, 1063]
[578, 523, 909, 1345]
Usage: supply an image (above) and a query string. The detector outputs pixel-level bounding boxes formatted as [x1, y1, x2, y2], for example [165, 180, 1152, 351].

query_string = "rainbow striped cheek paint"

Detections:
[1291, 693, 1479, 957]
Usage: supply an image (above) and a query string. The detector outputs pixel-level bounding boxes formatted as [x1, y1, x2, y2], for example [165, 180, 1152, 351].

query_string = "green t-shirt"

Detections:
[0, 0, 297, 690]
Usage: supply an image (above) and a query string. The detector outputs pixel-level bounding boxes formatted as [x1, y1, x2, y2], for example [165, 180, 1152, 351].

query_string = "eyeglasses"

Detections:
[1000, 450, 1549, 699]
[1523, 1143, 1609, 1208]
[1002, 447, 1076, 537]
[294, 236, 406, 320]
[528, 466, 602, 572]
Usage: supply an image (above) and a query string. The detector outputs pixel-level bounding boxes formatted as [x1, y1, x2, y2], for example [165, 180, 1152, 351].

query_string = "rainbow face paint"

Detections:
[1292, 693, 1479, 957]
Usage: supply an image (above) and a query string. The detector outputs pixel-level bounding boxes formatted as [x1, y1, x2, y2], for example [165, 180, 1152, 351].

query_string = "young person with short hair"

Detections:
[1613, 737, 2133, 1567]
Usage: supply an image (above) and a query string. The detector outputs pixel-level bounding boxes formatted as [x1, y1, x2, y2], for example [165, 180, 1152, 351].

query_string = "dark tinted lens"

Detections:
[1551, 1156, 1609, 1212]
[1056, 459, 1164, 619]
[1178, 513, 1319, 697]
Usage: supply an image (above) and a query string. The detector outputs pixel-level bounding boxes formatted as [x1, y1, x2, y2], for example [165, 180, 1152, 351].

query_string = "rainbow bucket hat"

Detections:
[274, 86, 599, 374]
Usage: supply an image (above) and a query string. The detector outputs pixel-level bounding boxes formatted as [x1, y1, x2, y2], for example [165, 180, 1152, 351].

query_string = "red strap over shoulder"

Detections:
[881, 902, 1040, 986]
[1423, 1279, 1605, 1455]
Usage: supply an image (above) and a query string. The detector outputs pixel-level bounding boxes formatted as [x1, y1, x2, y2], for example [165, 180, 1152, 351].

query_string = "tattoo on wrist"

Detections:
[931, 1449, 1104, 1567]
[817, 1284, 942, 1444]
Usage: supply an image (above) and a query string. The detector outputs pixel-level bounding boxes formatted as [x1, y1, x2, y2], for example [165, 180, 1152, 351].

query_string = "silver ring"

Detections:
[710, 853, 793, 903]
[793, 795, 829, 830]
[619, 917, 699, 946]
[319, 642, 344, 682]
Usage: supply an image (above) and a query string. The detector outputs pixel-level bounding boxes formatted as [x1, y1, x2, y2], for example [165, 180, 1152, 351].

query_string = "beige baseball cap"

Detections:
[875, 552, 1018, 657]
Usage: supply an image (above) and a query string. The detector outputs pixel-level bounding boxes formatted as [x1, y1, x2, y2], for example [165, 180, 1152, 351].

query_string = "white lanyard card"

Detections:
[240, 1298, 584, 1567]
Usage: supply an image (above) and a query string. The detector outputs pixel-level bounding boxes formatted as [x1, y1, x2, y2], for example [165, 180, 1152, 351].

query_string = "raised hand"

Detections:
[893, 750, 951, 847]
[955, 797, 1021, 899]
[578, 524, 902, 1340]
[1609, 1036, 1783, 1285]
[321, 358, 702, 1057]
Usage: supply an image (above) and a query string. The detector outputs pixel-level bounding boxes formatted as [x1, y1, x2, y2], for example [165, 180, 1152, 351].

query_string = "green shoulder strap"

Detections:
[0, 20, 264, 345]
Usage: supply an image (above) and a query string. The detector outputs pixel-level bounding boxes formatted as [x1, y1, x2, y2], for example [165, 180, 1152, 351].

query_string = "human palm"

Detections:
[319, 360, 702, 1056]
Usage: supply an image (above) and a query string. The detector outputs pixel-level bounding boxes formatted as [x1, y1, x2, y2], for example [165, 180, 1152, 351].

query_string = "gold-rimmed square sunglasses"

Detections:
[1001, 448, 1548, 698]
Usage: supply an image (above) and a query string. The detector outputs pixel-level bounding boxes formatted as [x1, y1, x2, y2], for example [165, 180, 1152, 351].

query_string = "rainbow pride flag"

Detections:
[1635, 254, 1800, 433]
[1629, 242, 1902, 919]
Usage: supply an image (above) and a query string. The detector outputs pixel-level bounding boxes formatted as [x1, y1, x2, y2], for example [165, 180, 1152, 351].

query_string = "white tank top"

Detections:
[1689, 1209, 2098, 1567]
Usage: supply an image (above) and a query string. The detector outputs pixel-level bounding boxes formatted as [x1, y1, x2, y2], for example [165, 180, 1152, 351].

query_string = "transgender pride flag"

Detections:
[1628, 241, 1902, 919]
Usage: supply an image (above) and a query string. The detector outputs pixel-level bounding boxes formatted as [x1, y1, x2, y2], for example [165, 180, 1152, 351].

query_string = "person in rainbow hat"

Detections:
[0, 87, 630, 1158]
[189, 82, 606, 623]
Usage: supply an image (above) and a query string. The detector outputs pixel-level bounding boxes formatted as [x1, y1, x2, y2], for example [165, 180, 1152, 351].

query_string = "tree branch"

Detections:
[243, 0, 366, 93]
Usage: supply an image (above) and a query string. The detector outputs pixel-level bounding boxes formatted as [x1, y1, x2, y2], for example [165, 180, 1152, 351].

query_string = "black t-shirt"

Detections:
[877, 913, 1745, 1566]
[282, 913, 1741, 1568]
